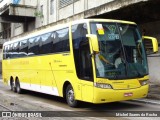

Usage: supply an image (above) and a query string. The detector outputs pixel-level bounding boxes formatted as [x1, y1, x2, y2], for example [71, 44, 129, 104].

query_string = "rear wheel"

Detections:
[10, 80, 14, 91]
[66, 84, 78, 107]
[10, 79, 16, 92]
[16, 79, 23, 94]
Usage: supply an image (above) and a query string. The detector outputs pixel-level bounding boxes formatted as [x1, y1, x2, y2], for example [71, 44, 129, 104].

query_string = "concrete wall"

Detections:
[58, 0, 115, 20]
[13, 0, 150, 33]
[48, 0, 57, 24]
[0, 0, 37, 8]
[35, 0, 57, 27]
[58, 0, 85, 19]
[17, 0, 38, 7]
[87, 0, 114, 9]
[35, 0, 48, 27]
[148, 56, 160, 84]
[73, 0, 85, 14]
[58, 3, 73, 20]
[11, 23, 24, 36]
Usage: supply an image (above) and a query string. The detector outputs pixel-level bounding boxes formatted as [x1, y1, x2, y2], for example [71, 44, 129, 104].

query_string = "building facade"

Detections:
[0, 0, 160, 83]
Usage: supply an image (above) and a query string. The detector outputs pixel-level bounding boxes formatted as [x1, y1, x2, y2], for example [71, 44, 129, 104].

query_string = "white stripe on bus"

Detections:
[8, 81, 59, 96]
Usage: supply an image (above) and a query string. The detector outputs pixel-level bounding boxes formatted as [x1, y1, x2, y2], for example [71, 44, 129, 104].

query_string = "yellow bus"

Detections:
[2, 19, 158, 107]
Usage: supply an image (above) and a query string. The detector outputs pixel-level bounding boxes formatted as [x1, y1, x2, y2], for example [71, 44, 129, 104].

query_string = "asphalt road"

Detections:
[0, 79, 160, 120]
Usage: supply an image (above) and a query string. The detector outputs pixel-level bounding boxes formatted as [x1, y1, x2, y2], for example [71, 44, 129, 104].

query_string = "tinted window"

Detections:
[72, 24, 88, 49]
[53, 28, 70, 53]
[12, 42, 19, 58]
[4, 28, 70, 59]
[8, 44, 13, 59]
[3, 46, 7, 59]
[40, 32, 52, 54]
[19, 40, 28, 57]
[5, 45, 9, 59]
[72, 23, 93, 81]
[28, 37, 40, 56]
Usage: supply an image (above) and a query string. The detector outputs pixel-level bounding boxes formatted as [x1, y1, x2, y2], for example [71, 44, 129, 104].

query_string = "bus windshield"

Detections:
[90, 22, 148, 79]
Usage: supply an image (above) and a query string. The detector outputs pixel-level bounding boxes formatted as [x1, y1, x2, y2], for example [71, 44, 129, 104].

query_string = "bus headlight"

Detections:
[139, 80, 148, 86]
[94, 83, 112, 89]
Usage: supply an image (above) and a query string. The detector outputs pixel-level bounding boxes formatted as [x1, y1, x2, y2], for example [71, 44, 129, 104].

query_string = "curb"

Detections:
[147, 94, 160, 100]
[132, 98, 160, 105]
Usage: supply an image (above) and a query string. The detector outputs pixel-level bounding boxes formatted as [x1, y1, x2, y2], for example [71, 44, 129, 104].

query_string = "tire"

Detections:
[10, 80, 16, 92]
[10, 80, 14, 91]
[66, 84, 78, 107]
[16, 79, 23, 94]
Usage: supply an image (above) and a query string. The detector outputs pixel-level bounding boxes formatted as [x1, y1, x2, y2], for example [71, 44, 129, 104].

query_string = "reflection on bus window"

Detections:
[19, 40, 28, 57]
[53, 28, 70, 53]
[28, 37, 40, 56]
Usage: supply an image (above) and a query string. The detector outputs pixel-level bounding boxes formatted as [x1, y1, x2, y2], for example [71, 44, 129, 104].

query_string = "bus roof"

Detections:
[72, 19, 136, 25]
[91, 19, 136, 24]
[3, 19, 136, 46]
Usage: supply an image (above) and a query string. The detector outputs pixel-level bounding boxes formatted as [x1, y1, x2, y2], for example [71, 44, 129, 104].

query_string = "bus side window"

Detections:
[8, 44, 13, 59]
[3, 46, 7, 59]
[53, 28, 70, 53]
[34, 37, 41, 55]
[5, 45, 9, 59]
[28, 38, 35, 56]
[40, 32, 52, 54]
[19, 40, 28, 57]
[12, 42, 19, 58]
[28, 37, 40, 56]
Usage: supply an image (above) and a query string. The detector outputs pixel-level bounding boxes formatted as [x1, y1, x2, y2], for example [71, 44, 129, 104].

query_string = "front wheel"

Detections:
[66, 85, 78, 107]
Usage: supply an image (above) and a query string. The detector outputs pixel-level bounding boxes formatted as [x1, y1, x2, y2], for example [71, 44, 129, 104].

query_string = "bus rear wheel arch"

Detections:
[65, 84, 78, 107]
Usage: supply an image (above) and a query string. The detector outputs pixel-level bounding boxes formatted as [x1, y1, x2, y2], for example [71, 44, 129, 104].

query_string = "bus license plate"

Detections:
[124, 92, 133, 97]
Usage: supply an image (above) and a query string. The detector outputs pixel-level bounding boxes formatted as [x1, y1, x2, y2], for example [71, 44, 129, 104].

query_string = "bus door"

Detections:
[72, 23, 94, 102]
[79, 41, 94, 102]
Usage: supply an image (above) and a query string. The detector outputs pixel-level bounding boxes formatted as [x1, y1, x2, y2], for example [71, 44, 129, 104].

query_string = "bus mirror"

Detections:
[143, 36, 158, 54]
[86, 34, 99, 52]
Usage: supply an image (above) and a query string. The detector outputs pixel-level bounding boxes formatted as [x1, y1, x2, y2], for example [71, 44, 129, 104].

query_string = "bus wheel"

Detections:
[10, 80, 14, 91]
[66, 84, 78, 107]
[16, 79, 22, 94]
[10, 80, 16, 92]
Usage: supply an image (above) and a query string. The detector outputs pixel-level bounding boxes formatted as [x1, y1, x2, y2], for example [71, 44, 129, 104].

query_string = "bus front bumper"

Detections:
[93, 85, 148, 104]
